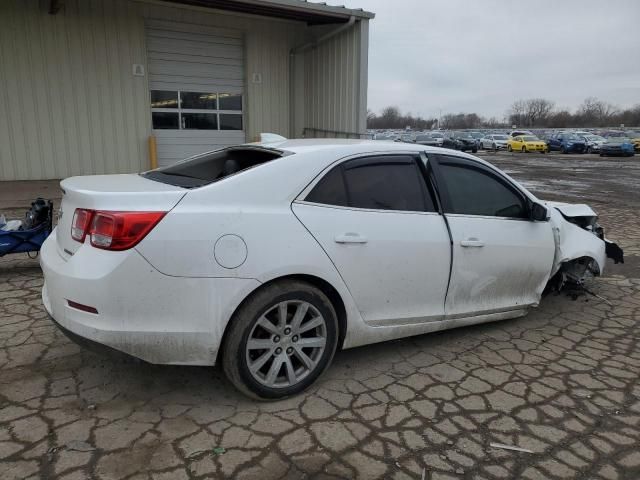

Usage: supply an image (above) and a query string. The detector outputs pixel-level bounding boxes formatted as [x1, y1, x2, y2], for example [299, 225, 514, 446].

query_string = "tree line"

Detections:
[367, 98, 640, 130]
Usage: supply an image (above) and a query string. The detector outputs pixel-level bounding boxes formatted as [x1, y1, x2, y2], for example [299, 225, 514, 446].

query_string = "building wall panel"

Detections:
[0, 0, 310, 180]
[302, 20, 368, 138]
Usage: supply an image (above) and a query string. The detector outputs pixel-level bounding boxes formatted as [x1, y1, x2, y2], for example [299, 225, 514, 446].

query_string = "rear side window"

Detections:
[437, 158, 527, 218]
[305, 167, 348, 206]
[306, 156, 434, 212]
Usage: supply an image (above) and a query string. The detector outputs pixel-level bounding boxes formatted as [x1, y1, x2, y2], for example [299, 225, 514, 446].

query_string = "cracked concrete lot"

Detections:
[1, 152, 639, 479]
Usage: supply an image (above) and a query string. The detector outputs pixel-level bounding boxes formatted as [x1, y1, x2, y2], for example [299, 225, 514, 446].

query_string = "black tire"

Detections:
[507, 145, 512, 152]
[472, 147, 477, 153]
[492, 143, 497, 151]
[586, 147, 592, 154]
[522, 146, 527, 153]
[222, 280, 338, 400]
[599, 153, 605, 157]
[561, 146, 568, 154]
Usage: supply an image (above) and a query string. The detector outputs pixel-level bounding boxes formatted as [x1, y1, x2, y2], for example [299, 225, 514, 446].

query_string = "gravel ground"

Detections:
[1, 151, 639, 480]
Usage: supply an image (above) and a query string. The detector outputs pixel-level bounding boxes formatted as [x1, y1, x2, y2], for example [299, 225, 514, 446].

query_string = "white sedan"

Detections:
[41, 139, 622, 399]
[480, 134, 510, 150]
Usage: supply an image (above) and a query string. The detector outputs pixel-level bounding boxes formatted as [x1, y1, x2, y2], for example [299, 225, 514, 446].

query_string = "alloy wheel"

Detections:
[245, 300, 327, 388]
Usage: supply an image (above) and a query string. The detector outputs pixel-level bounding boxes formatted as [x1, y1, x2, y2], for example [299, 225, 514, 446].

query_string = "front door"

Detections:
[431, 154, 556, 318]
[293, 154, 451, 326]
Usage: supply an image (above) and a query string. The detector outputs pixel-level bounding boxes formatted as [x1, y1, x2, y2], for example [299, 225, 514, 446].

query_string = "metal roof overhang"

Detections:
[160, 0, 374, 24]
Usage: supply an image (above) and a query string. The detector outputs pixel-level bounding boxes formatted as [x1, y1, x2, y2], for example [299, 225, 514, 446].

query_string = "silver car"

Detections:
[480, 134, 509, 150]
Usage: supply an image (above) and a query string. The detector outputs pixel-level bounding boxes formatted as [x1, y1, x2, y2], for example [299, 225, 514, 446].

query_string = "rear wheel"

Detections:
[521, 146, 527, 153]
[492, 143, 497, 151]
[561, 146, 568, 154]
[222, 280, 338, 400]
[507, 145, 512, 152]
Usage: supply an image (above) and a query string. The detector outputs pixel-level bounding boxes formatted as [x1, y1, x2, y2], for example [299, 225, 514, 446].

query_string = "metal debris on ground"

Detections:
[489, 442, 533, 453]
[66, 440, 96, 452]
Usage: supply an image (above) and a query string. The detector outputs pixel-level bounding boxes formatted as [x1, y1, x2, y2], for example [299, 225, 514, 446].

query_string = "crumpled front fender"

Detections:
[547, 204, 607, 279]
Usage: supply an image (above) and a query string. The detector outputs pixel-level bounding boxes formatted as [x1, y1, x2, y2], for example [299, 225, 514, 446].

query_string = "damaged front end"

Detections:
[546, 202, 624, 292]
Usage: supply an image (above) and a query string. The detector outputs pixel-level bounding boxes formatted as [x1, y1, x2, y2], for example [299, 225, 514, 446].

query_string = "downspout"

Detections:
[289, 16, 357, 137]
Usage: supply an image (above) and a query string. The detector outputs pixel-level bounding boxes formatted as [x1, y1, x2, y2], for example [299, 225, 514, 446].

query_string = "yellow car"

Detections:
[507, 135, 548, 153]
[626, 131, 640, 152]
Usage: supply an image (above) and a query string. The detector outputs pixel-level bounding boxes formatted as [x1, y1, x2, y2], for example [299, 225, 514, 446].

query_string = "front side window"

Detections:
[437, 157, 527, 219]
[305, 156, 434, 212]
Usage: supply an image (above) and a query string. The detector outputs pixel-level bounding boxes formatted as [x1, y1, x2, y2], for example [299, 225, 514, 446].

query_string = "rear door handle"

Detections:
[335, 233, 368, 244]
[460, 237, 484, 248]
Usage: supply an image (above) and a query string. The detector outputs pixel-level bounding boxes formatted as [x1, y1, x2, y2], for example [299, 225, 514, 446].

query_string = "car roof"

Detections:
[256, 138, 428, 154]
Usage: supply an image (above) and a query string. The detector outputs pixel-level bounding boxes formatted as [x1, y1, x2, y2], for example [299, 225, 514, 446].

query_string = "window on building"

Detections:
[150, 90, 243, 131]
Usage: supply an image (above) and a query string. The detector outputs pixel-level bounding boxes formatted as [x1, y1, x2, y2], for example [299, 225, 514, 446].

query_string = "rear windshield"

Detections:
[142, 147, 284, 188]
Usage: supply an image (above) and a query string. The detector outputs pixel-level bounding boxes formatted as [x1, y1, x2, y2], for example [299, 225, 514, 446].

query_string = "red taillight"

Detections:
[71, 209, 165, 250]
[71, 209, 94, 242]
[89, 211, 166, 250]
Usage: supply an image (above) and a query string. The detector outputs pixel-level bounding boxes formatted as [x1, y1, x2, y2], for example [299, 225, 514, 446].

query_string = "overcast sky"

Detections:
[348, 0, 640, 120]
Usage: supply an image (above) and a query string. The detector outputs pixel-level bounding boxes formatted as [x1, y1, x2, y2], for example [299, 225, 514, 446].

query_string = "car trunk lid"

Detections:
[57, 174, 186, 256]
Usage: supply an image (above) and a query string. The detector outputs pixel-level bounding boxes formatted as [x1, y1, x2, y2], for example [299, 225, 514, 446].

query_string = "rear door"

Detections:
[293, 154, 451, 326]
[430, 154, 555, 317]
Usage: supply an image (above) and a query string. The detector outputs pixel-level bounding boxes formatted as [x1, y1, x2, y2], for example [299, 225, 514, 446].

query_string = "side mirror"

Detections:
[530, 202, 548, 222]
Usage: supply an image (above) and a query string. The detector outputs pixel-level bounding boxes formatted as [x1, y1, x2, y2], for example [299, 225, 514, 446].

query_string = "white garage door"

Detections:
[146, 20, 246, 167]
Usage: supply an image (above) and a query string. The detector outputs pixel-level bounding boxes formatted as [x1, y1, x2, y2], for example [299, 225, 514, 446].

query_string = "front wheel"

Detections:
[522, 146, 527, 153]
[471, 147, 477, 153]
[222, 280, 338, 400]
[507, 145, 512, 152]
[586, 147, 592, 154]
[492, 143, 497, 151]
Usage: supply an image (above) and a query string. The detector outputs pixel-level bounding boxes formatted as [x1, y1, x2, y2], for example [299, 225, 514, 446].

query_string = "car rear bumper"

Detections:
[40, 229, 260, 365]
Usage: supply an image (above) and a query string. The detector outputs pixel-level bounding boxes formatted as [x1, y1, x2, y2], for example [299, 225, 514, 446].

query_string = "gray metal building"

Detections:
[0, 0, 373, 180]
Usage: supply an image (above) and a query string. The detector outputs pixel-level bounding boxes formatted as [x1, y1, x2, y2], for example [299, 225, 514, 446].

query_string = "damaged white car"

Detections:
[40, 139, 623, 399]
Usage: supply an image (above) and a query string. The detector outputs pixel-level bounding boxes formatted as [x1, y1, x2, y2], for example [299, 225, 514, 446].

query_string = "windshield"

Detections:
[565, 135, 582, 141]
[522, 136, 538, 141]
[585, 135, 604, 141]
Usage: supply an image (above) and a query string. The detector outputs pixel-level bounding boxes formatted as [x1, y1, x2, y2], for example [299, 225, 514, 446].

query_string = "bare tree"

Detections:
[507, 100, 527, 127]
[578, 97, 618, 127]
[525, 98, 555, 126]
[508, 98, 554, 127]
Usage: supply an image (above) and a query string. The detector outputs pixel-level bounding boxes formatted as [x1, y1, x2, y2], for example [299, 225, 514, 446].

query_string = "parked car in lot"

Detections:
[442, 131, 478, 152]
[40, 139, 622, 399]
[508, 130, 533, 138]
[624, 131, 640, 152]
[546, 132, 587, 154]
[599, 137, 636, 157]
[480, 134, 509, 150]
[579, 134, 606, 153]
[507, 135, 548, 153]
[415, 132, 444, 147]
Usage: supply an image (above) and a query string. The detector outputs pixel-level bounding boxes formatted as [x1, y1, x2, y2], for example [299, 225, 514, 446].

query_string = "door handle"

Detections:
[335, 233, 368, 244]
[460, 237, 484, 248]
